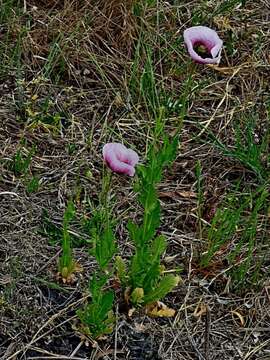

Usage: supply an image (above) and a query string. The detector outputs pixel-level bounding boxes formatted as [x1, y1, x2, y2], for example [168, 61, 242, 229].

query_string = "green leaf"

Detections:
[63, 200, 75, 225]
[87, 209, 117, 270]
[129, 246, 152, 289]
[142, 201, 160, 242]
[127, 220, 142, 247]
[95, 225, 116, 270]
[89, 273, 108, 302]
[151, 235, 166, 261]
[138, 182, 156, 208]
[130, 287, 144, 306]
[143, 275, 180, 304]
[162, 135, 179, 165]
[98, 290, 114, 320]
[77, 275, 115, 339]
[140, 236, 165, 291]
[142, 262, 161, 293]
[115, 256, 128, 286]
[58, 200, 76, 274]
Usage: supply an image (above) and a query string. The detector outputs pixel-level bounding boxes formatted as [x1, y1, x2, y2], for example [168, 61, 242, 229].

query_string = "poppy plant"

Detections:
[183, 26, 223, 64]
[103, 143, 139, 177]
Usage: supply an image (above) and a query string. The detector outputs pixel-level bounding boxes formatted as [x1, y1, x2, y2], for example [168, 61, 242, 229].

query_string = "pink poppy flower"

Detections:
[183, 26, 223, 64]
[102, 143, 139, 177]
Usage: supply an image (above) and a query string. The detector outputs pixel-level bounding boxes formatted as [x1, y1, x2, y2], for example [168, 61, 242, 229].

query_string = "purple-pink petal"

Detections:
[103, 143, 139, 177]
[183, 26, 223, 64]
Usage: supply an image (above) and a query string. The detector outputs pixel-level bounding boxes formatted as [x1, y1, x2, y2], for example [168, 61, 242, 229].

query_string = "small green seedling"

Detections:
[77, 273, 115, 339]
[26, 176, 40, 193]
[78, 208, 117, 339]
[195, 160, 204, 240]
[11, 146, 35, 176]
[58, 200, 77, 283]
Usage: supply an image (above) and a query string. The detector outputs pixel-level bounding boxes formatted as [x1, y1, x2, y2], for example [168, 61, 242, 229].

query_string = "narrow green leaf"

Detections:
[97, 291, 114, 320]
[151, 235, 167, 262]
[143, 275, 180, 304]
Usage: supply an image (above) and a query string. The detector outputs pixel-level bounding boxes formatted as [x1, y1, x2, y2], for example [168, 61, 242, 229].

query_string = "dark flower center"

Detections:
[194, 43, 211, 58]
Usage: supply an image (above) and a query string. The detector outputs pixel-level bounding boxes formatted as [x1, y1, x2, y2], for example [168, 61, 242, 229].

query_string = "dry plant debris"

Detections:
[0, 1, 269, 359]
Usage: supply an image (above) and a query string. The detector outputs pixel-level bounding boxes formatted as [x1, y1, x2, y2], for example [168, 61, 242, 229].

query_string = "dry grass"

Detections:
[0, 0, 270, 359]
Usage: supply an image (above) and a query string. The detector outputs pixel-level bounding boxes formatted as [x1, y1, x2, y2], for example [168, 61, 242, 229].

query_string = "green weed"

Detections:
[8, 144, 42, 194]
[0, 1, 23, 77]
[139, 46, 160, 117]
[20, 91, 68, 132]
[10, 146, 35, 177]
[86, 209, 117, 271]
[26, 176, 40, 193]
[32, 276, 70, 294]
[58, 201, 77, 282]
[191, 0, 246, 25]
[116, 132, 181, 307]
[77, 273, 115, 339]
[201, 182, 269, 289]
[40, 209, 63, 245]
[212, 0, 246, 17]
[3, 256, 22, 301]
[129, 33, 169, 120]
[204, 115, 269, 182]
[78, 207, 116, 338]
[0, 0, 20, 24]
[40, 209, 85, 247]
[200, 190, 246, 268]
[129, 27, 197, 126]
[228, 184, 269, 287]
[42, 33, 66, 81]
[225, 29, 238, 56]
[195, 160, 204, 240]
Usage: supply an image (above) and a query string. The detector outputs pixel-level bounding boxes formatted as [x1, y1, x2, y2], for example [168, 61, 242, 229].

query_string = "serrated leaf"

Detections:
[142, 262, 161, 293]
[98, 291, 114, 320]
[151, 235, 167, 261]
[130, 250, 150, 288]
[89, 273, 108, 301]
[115, 256, 128, 286]
[143, 275, 180, 304]
[97, 226, 116, 269]
[131, 287, 144, 305]
[77, 279, 115, 339]
[139, 236, 166, 292]
[127, 220, 142, 247]
[142, 201, 160, 242]
[159, 135, 179, 167]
